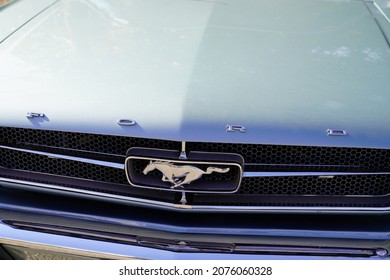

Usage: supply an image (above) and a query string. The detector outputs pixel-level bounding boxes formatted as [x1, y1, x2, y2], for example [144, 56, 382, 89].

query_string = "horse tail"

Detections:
[205, 167, 230, 174]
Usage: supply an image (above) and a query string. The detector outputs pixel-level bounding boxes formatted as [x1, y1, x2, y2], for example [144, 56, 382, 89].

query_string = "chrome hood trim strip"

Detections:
[374, 1, 390, 24]
[0, 0, 60, 45]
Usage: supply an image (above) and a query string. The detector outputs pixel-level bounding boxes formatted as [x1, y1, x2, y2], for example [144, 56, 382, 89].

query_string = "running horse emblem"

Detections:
[143, 161, 230, 189]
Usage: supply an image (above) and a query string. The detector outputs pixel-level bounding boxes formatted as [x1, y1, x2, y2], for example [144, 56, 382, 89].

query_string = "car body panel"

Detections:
[0, 0, 58, 43]
[0, 0, 389, 148]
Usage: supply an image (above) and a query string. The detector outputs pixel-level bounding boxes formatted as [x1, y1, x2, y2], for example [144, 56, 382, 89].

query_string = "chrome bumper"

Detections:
[1, 221, 389, 260]
[0, 222, 351, 260]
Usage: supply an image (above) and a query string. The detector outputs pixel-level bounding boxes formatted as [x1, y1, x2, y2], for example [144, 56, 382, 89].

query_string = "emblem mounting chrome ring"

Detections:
[125, 148, 244, 194]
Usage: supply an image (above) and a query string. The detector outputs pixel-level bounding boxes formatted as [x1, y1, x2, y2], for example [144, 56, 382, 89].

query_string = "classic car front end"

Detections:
[0, 0, 389, 259]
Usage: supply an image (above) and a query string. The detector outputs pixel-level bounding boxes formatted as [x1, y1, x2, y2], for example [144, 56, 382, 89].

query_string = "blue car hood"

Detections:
[0, 0, 389, 148]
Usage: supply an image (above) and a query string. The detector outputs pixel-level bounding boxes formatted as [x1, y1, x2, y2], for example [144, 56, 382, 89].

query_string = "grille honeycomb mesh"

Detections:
[0, 148, 128, 185]
[0, 127, 388, 169]
[0, 146, 389, 197]
[0, 127, 389, 207]
[0, 127, 179, 155]
[187, 142, 389, 167]
[239, 175, 390, 196]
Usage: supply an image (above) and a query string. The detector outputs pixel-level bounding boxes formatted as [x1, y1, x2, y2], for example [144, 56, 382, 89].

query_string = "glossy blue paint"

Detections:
[0, 0, 388, 148]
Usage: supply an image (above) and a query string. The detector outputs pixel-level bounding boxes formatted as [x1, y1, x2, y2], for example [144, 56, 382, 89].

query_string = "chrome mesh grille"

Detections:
[0, 126, 179, 155]
[0, 147, 388, 197]
[187, 142, 389, 167]
[0, 127, 389, 209]
[1, 126, 388, 169]
[0, 147, 128, 185]
[239, 175, 390, 196]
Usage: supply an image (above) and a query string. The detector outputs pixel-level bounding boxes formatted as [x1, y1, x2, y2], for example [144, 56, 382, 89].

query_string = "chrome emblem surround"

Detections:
[143, 160, 230, 189]
[125, 152, 243, 194]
